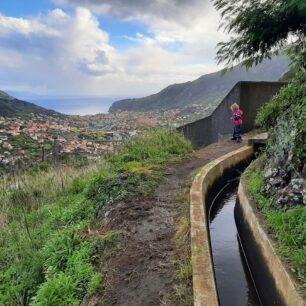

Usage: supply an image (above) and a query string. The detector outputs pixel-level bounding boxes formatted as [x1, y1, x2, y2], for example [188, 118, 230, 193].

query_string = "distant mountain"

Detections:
[0, 91, 63, 118]
[109, 56, 289, 113]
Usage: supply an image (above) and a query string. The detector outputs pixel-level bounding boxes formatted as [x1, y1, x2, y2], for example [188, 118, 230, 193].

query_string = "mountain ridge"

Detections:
[0, 91, 63, 118]
[109, 56, 289, 113]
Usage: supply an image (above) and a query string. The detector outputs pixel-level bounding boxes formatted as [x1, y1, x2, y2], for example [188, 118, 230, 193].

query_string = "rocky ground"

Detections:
[86, 139, 245, 306]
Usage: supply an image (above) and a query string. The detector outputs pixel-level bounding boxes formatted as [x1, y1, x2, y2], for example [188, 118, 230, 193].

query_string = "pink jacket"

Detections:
[232, 109, 243, 126]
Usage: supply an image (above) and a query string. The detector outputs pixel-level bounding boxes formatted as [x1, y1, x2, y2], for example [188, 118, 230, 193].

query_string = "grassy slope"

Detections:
[0, 91, 62, 118]
[244, 158, 306, 287]
[0, 129, 192, 305]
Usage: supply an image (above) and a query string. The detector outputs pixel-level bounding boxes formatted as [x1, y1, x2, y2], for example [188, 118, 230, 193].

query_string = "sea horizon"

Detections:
[27, 96, 128, 116]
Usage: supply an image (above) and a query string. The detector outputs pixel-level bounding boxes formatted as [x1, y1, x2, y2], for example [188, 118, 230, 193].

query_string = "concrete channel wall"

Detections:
[237, 179, 305, 306]
[190, 145, 305, 306]
[190, 146, 254, 306]
[179, 81, 286, 147]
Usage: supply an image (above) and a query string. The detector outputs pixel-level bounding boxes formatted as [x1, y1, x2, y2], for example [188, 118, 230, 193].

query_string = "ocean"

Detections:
[30, 97, 125, 115]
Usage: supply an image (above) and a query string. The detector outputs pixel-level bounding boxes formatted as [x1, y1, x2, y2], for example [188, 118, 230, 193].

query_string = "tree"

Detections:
[213, 0, 306, 67]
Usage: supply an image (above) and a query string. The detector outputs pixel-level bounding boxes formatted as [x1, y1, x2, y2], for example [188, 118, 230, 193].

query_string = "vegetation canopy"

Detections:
[213, 0, 306, 67]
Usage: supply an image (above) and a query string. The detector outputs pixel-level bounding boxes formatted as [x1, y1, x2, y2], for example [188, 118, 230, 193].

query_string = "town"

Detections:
[0, 103, 214, 174]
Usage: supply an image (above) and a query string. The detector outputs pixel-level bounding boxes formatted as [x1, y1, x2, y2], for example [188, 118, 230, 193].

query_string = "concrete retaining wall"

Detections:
[237, 179, 305, 306]
[190, 146, 254, 306]
[179, 81, 286, 147]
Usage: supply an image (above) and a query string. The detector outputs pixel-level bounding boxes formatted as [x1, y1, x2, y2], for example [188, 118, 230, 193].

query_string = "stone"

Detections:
[105, 211, 110, 217]
[290, 178, 304, 190]
[264, 168, 274, 178]
[269, 177, 283, 187]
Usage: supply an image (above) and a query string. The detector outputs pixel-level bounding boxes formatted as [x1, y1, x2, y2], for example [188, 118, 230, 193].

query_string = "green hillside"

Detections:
[109, 56, 289, 112]
[0, 91, 63, 118]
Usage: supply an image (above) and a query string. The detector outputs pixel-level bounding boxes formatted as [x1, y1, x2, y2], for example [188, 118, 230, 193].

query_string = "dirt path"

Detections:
[93, 140, 246, 306]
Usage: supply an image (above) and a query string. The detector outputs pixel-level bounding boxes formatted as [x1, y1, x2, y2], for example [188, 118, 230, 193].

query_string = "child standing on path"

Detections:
[231, 103, 243, 143]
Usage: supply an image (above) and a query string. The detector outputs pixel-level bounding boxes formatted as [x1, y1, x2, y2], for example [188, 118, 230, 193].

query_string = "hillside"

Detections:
[109, 56, 289, 112]
[0, 90, 62, 118]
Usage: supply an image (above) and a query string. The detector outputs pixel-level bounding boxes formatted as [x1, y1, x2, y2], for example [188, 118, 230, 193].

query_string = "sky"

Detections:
[0, 0, 226, 101]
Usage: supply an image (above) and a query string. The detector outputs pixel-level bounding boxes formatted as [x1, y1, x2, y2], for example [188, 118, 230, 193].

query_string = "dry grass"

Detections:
[0, 160, 106, 221]
[163, 187, 193, 306]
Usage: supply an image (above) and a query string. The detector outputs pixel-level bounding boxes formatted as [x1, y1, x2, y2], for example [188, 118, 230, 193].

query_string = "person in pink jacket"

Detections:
[230, 103, 243, 143]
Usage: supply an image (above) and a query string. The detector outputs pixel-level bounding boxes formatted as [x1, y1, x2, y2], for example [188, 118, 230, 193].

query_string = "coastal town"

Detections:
[0, 113, 136, 170]
[0, 102, 214, 174]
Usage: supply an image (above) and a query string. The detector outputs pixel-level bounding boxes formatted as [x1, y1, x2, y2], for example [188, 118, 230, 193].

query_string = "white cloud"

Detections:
[0, 13, 59, 36]
[57, 0, 226, 51]
[0, 8, 122, 95]
[59, 1, 229, 77]
[0, 3, 223, 99]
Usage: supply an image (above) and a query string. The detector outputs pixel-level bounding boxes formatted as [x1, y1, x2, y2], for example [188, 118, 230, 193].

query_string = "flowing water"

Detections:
[209, 182, 262, 306]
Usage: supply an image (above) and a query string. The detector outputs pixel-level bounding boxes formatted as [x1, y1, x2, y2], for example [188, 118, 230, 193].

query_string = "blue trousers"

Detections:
[233, 125, 242, 141]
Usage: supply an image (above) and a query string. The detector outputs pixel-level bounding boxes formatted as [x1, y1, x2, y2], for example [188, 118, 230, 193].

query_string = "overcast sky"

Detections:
[0, 0, 226, 98]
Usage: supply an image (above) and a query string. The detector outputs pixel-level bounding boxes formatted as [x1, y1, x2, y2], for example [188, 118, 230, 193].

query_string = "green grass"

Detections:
[245, 158, 306, 287]
[110, 129, 193, 166]
[0, 129, 192, 305]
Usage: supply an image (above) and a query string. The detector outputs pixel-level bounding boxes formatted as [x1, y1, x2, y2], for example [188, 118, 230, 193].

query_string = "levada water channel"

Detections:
[206, 157, 267, 306]
[209, 179, 262, 306]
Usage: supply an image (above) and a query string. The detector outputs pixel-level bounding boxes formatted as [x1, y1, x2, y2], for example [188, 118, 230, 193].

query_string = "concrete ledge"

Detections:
[190, 146, 254, 306]
[237, 179, 305, 306]
[247, 132, 268, 147]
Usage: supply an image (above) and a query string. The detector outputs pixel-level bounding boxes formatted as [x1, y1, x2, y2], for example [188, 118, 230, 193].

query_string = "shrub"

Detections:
[68, 176, 89, 194]
[85, 171, 158, 207]
[66, 244, 96, 294]
[29, 162, 51, 175]
[32, 273, 79, 306]
[0, 252, 45, 306]
[87, 273, 104, 295]
[256, 69, 306, 129]
[43, 231, 84, 273]
[110, 129, 192, 167]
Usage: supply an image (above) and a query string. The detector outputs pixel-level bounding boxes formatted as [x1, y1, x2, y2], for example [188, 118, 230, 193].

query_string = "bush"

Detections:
[32, 273, 79, 306]
[86, 171, 157, 207]
[66, 244, 96, 293]
[0, 252, 45, 306]
[256, 69, 306, 129]
[110, 129, 192, 167]
[43, 231, 84, 273]
[29, 162, 51, 175]
[68, 175, 90, 195]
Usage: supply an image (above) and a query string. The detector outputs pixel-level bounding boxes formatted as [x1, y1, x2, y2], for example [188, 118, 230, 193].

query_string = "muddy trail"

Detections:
[89, 140, 245, 306]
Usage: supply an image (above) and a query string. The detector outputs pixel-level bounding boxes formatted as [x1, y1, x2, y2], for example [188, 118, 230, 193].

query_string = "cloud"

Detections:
[0, 13, 59, 36]
[0, 4, 223, 99]
[56, 0, 210, 24]
[0, 8, 118, 74]
[0, 8, 123, 94]
[56, 0, 226, 62]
